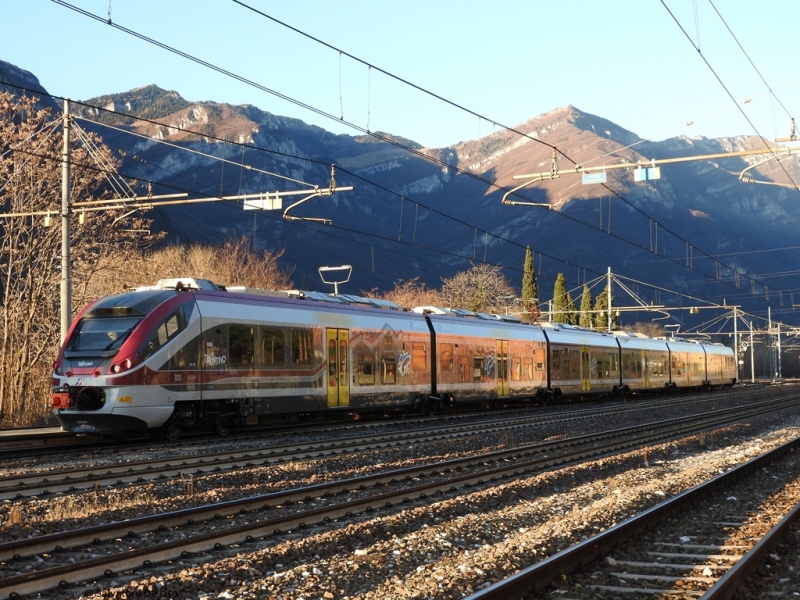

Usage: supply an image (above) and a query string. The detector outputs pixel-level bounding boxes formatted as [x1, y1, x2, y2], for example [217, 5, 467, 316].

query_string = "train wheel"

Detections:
[163, 425, 182, 441]
[213, 407, 239, 436]
[214, 420, 234, 436]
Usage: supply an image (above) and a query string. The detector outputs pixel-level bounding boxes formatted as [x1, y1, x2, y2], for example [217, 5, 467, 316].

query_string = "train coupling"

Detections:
[51, 385, 72, 409]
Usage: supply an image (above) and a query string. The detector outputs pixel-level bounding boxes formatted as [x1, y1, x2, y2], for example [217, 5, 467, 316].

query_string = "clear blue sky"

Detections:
[3, 1, 799, 149]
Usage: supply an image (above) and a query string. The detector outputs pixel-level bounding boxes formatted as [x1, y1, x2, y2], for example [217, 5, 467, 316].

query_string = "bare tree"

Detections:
[440, 263, 515, 314]
[89, 236, 294, 294]
[627, 321, 667, 338]
[363, 277, 443, 309]
[0, 93, 157, 426]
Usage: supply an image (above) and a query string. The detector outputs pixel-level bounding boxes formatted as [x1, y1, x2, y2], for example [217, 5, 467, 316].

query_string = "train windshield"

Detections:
[68, 317, 142, 353]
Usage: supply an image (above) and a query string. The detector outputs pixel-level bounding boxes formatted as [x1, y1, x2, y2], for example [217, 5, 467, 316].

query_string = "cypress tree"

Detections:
[565, 291, 578, 325]
[521, 246, 539, 321]
[594, 284, 616, 330]
[552, 273, 570, 323]
[579, 284, 593, 328]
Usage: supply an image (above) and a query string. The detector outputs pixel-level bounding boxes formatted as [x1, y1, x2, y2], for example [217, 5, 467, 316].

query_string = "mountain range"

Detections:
[3, 59, 800, 337]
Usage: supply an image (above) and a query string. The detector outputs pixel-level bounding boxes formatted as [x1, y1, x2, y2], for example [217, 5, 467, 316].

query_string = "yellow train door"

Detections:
[496, 339, 509, 396]
[643, 350, 650, 388]
[326, 328, 350, 407]
[581, 346, 590, 391]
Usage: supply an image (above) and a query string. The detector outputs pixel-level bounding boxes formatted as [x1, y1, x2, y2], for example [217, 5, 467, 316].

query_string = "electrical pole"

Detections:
[607, 267, 612, 332]
[61, 100, 71, 343]
[733, 307, 739, 383]
[768, 307, 775, 382]
[750, 321, 755, 383]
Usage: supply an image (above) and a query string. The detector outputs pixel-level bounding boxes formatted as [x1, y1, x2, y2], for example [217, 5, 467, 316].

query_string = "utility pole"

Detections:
[60, 100, 71, 343]
[749, 321, 755, 383]
[607, 267, 612, 332]
[768, 307, 775, 382]
[733, 307, 739, 383]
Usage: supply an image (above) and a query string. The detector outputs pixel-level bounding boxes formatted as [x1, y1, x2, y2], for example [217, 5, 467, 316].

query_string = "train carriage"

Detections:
[613, 331, 671, 392]
[418, 308, 548, 403]
[541, 323, 621, 396]
[666, 339, 710, 388]
[697, 342, 737, 387]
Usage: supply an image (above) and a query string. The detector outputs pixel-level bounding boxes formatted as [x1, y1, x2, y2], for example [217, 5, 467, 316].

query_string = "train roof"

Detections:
[133, 278, 406, 311]
[411, 306, 522, 323]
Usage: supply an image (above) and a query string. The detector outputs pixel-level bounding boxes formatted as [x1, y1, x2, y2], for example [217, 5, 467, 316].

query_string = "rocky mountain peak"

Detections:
[0, 60, 58, 110]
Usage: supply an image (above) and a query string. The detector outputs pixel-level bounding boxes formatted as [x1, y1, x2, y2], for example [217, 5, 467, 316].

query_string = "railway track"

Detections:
[0, 393, 728, 500]
[465, 423, 800, 599]
[1, 392, 798, 599]
[0, 385, 768, 461]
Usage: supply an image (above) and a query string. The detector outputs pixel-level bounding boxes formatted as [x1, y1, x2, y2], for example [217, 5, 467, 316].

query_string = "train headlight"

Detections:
[110, 356, 136, 374]
[53, 361, 63, 376]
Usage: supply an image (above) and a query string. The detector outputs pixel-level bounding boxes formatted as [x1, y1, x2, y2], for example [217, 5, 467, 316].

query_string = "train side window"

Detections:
[458, 356, 469, 382]
[412, 342, 427, 372]
[551, 350, 561, 371]
[560, 349, 573, 378]
[142, 311, 184, 361]
[512, 358, 521, 381]
[291, 328, 314, 365]
[381, 358, 396, 384]
[202, 326, 228, 369]
[358, 353, 375, 385]
[440, 343, 453, 372]
[164, 334, 200, 370]
[610, 353, 619, 376]
[229, 325, 255, 367]
[473, 357, 484, 381]
[259, 327, 285, 366]
[524, 357, 534, 379]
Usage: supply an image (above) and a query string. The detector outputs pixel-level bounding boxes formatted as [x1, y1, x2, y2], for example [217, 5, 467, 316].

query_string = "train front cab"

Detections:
[51, 289, 196, 434]
[701, 342, 737, 387]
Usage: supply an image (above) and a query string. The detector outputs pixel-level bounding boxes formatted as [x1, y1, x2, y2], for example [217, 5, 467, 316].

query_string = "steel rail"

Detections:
[1, 394, 793, 563]
[701, 497, 800, 598]
[464, 428, 800, 599]
[0, 398, 687, 499]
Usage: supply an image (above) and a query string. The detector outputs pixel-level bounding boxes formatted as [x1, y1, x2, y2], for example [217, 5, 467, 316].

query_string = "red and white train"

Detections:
[51, 278, 737, 438]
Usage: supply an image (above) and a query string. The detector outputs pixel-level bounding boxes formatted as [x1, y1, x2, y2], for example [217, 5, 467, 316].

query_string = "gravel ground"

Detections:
[3, 395, 799, 599]
[70, 413, 800, 599]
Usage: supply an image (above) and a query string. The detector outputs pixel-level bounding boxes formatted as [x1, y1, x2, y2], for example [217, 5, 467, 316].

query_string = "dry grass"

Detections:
[39, 487, 158, 524]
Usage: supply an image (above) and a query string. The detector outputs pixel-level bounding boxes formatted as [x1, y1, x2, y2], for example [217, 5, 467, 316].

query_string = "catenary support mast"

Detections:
[61, 100, 71, 343]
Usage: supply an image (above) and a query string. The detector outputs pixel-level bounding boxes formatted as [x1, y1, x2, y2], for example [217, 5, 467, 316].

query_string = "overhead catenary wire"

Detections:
[661, 0, 800, 194]
[3, 80, 609, 286]
[708, 0, 794, 122]
[46, 1, 794, 309]
[222, 0, 794, 308]
[0, 85, 784, 327]
[0, 59, 792, 330]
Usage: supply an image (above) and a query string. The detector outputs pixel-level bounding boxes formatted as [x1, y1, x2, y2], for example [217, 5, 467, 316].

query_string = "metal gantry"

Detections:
[2, 100, 354, 341]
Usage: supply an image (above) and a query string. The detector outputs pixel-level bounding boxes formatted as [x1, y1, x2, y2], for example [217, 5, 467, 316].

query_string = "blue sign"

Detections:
[581, 172, 607, 185]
